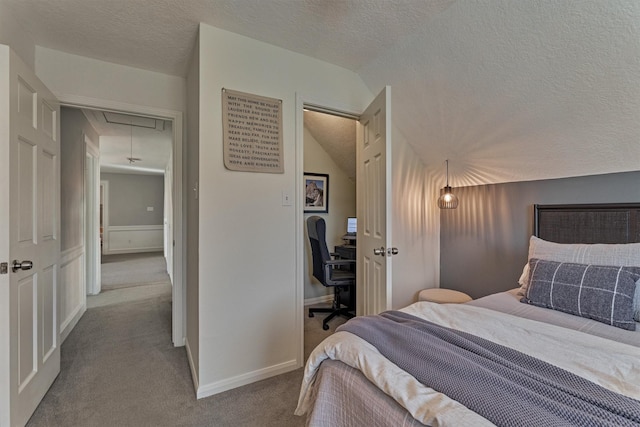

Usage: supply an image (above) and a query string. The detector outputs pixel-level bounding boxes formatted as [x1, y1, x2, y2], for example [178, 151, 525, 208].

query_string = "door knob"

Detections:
[387, 247, 399, 256]
[12, 260, 33, 272]
[373, 247, 385, 256]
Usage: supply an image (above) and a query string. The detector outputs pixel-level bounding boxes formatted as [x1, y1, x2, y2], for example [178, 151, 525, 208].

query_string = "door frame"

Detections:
[60, 94, 186, 347]
[85, 135, 101, 295]
[294, 93, 363, 367]
[100, 180, 109, 254]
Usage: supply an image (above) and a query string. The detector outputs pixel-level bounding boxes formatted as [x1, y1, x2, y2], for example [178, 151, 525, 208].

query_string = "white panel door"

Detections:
[356, 87, 392, 316]
[0, 48, 60, 427]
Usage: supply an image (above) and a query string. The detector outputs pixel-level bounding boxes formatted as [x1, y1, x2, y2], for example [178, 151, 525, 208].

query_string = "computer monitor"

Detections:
[347, 217, 357, 234]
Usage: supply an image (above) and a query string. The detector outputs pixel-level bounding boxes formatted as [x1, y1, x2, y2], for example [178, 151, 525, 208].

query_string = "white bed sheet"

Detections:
[296, 300, 640, 427]
[468, 288, 640, 347]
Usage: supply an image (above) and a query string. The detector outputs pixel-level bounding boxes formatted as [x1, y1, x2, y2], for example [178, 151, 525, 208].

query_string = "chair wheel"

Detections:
[322, 323, 330, 331]
[309, 312, 314, 318]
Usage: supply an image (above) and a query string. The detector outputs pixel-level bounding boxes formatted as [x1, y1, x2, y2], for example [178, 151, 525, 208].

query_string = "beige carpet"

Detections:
[26, 295, 347, 426]
[101, 252, 171, 291]
[304, 303, 348, 360]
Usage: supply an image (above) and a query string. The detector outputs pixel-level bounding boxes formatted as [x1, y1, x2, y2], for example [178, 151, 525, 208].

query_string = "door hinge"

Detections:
[0, 262, 7, 274]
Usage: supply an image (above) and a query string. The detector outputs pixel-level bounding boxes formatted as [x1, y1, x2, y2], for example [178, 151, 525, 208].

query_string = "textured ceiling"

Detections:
[359, 0, 640, 185]
[4, 0, 640, 186]
[304, 111, 356, 180]
[2, 0, 454, 77]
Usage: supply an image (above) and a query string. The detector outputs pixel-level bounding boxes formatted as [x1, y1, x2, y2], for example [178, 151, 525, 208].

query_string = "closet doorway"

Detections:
[302, 108, 357, 360]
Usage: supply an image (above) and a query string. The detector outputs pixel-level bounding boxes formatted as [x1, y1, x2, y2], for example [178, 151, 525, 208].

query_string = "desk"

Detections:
[335, 244, 356, 261]
[334, 244, 356, 311]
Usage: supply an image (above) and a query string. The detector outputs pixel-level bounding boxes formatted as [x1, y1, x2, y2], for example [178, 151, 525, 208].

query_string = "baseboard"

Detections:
[185, 338, 199, 396]
[303, 294, 332, 306]
[196, 359, 298, 400]
[60, 303, 86, 343]
[103, 247, 164, 255]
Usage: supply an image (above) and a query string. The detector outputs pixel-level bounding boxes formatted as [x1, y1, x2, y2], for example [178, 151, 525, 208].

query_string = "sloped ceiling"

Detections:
[304, 111, 356, 180]
[4, 0, 639, 187]
[1, 0, 454, 76]
[359, 1, 640, 185]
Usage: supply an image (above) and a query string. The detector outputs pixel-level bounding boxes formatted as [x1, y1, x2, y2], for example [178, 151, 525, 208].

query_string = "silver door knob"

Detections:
[12, 260, 33, 272]
[387, 247, 399, 256]
[373, 247, 385, 256]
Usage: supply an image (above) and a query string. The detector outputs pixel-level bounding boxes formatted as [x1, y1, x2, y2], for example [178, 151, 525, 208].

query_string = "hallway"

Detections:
[25, 252, 305, 426]
[89, 252, 172, 308]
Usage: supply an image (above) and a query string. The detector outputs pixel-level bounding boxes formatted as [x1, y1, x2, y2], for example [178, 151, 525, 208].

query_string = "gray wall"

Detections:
[101, 173, 164, 226]
[440, 171, 640, 299]
[60, 107, 99, 251]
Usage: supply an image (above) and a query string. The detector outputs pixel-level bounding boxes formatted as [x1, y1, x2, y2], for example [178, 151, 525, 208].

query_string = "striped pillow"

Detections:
[521, 259, 639, 331]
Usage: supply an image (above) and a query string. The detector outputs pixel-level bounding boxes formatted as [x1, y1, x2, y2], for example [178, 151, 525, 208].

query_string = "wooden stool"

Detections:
[418, 288, 472, 304]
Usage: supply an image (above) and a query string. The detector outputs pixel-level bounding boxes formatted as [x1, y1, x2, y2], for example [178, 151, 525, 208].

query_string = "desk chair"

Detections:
[307, 216, 355, 330]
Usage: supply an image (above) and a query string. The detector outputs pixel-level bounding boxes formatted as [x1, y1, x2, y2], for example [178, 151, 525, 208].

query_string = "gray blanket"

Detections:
[338, 311, 640, 427]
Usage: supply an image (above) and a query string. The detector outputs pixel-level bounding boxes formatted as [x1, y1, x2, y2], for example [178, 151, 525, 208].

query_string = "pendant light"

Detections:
[437, 159, 458, 209]
[126, 121, 141, 164]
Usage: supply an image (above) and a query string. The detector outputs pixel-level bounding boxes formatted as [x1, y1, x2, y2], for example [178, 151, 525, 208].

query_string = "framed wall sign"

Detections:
[304, 173, 329, 213]
[222, 88, 283, 173]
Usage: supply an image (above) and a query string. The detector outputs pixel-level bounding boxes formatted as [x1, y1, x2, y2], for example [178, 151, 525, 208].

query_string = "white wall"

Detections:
[194, 23, 372, 397]
[0, 7, 35, 71]
[303, 126, 356, 301]
[390, 129, 439, 308]
[35, 47, 185, 112]
[185, 32, 200, 383]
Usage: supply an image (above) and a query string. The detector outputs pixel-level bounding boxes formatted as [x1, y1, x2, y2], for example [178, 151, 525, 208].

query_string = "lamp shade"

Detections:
[437, 159, 458, 209]
[437, 186, 459, 209]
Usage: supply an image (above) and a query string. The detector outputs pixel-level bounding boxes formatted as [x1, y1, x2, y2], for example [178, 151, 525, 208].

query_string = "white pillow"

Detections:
[517, 236, 640, 322]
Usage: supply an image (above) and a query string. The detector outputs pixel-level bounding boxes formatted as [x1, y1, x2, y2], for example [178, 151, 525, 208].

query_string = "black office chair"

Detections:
[307, 216, 355, 330]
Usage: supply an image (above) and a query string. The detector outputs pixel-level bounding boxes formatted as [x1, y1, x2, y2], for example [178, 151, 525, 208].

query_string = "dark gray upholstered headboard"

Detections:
[534, 203, 640, 244]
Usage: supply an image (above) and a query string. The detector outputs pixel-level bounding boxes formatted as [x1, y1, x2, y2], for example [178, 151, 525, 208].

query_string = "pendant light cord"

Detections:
[445, 160, 449, 187]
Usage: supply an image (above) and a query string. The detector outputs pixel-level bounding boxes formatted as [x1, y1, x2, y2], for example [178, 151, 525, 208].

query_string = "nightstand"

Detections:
[418, 288, 472, 304]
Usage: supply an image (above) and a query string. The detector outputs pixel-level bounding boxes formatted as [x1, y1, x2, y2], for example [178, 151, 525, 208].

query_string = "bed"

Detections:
[295, 203, 640, 426]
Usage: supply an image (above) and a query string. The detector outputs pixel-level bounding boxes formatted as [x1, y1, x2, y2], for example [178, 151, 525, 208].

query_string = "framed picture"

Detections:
[304, 173, 329, 213]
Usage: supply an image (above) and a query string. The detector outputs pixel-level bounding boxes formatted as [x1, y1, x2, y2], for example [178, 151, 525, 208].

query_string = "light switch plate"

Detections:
[282, 191, 292, 206]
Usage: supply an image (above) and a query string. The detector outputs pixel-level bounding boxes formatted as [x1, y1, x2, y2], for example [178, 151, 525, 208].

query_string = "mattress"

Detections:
[296, 290, 640, 426]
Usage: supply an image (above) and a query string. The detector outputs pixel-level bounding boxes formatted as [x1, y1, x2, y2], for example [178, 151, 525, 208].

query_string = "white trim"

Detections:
[61, 244, 84, 261]
[57, 93, 186, 348]
[103, 225, 164, 254]
[196, 360, 299, 400]
[295, 94, 304, 369]
[103, 247, 163, 254]
[100, 180, 109, 253]
[185, 339, 199, 394]
[107, 225, 164, 231]
[84, 132, 99, 156]
[60, 304, 85, 343]
[296, 92, 363, 370]
[59, 245, 86, 342]
[85, 137, 101, 296]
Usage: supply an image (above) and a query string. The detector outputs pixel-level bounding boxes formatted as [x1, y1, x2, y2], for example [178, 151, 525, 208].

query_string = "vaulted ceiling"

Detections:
[4, 0, 639, 186]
